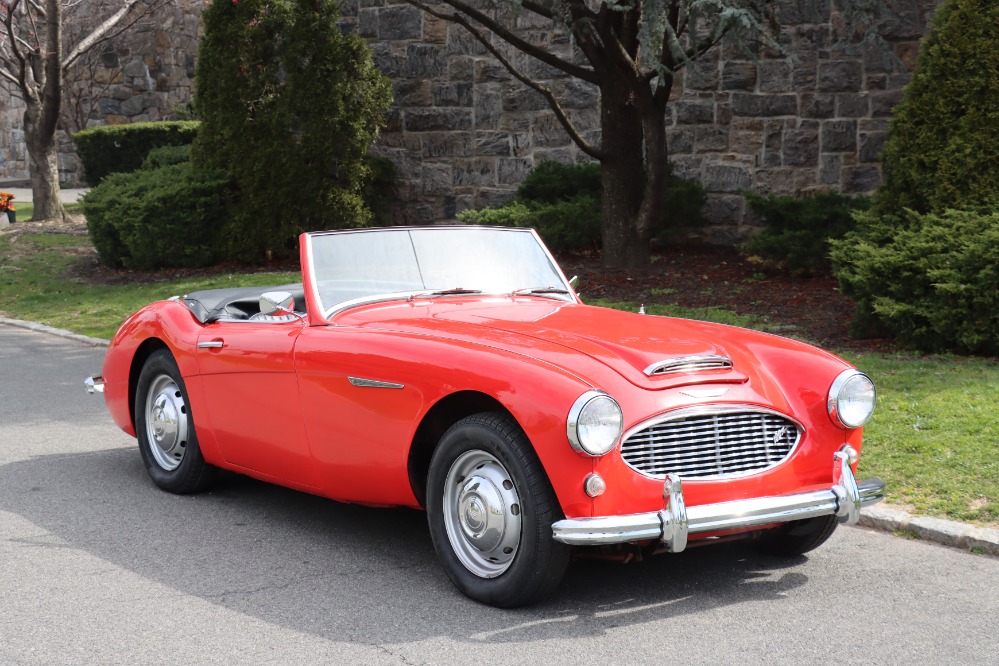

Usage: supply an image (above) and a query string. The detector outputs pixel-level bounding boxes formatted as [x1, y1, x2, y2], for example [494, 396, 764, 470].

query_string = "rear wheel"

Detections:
[135, 349, 217, 493]
[754, 515, 839, 556]
[427, 412, 570, 607]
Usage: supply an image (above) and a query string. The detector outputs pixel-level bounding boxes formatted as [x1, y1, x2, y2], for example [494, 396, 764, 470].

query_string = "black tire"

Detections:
[754, 514, 839, 556]
[426, 412, 570, 607]
[134, 349, 217, 493]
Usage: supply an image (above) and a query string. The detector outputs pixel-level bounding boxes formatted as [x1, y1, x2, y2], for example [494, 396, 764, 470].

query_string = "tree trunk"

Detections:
[24, 101, 67, 222]
[599, 80, 656, 269]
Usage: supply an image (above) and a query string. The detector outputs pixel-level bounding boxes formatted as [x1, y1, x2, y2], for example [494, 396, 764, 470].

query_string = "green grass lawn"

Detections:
[1, 230, 996, 527]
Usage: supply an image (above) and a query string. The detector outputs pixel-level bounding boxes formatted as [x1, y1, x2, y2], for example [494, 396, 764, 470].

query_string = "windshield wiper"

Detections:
[409, 287, 482, 300]
[511, 287, 571, 297]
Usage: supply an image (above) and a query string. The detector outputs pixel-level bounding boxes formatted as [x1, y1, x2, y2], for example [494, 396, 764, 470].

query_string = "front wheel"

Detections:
[426, 412, 570, 607]
[754, 514, 839, 556]
[134, 349, 217, 493]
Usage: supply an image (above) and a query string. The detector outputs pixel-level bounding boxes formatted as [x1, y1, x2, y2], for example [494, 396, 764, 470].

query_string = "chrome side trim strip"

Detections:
[348, 376, 405, 389]
[552, 447, 886, 548]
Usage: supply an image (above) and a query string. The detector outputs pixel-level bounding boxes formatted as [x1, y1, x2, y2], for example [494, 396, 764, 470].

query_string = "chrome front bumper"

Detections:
[552, 447, 886, 552]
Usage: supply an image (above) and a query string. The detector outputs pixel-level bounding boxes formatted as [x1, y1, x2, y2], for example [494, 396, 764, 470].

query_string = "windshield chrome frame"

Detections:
[304, 226, 579, 321]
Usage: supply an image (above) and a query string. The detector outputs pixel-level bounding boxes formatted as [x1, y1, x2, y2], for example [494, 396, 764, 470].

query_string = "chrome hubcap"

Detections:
[144, 375, 188, 471]
[443, 450, 521, 578]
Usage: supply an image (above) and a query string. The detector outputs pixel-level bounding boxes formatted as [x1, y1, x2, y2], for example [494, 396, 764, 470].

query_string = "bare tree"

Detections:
[0, 0, 163, 221]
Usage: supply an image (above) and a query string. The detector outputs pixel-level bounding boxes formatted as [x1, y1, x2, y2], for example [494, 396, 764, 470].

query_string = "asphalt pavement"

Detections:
[2, 322, 998, 665]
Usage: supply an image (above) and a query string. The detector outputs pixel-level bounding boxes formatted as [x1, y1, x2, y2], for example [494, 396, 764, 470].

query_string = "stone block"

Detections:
[394, 79, 432, 106]
[511, 132, 531, 157]
[422, 132, 474, 158]
[122, 59, 147, 78]
[693, 127, 728, 153]
[404, 108, 473, 132]
[474, 87, 502, 129]
[475, 131, 512, 156]
[358, 8, 378, 37]
[721, 62, 757, 91]
[731, 93, 797, 117]
[497, 157, 533, 185]
[406, 44, 447, 78]
[553, 79, 599, 110]
[370, 43, 406, 77]
[423, 15, 448, 44]
[432, 82, 473, 107]
[532, 113, 570, 148]
[476, 188, 517, 209]
[782, 129, 819, 167]
[730, 130, 764, 156]
[836, 93, 869, 118]
[703, 194, 746, 228]
[703, 164, 752, 193]
[377, 4, 421, 40]
[448, 24, 488, 56]
[449, 56, 474, 81]
[475, 59, 512, 83]
[821, 119, 856, 152]
[759, 61, 792, 93]
[843, 165, 881, 193]
[674, 101, 715, 125]
[819, 153, 842, 185]
[817, 61, 863, 92]
[859, 130, 887, 163]
[800, 94, 835, 119]
[453, 158, 496, 187]
[502, 85, 548, 112]
[754, 167, 800, 194]
[685, 60, 719, 91]
[97, 98, 123, 115]
[533, 147, 574, 163]
[871, 90, 904, 118]
[421, 162, 453, 195]
[667, 128, 693, 155]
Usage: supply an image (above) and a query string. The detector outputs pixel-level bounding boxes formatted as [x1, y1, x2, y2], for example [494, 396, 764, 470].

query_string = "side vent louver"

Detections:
[644, 355, 733, 377]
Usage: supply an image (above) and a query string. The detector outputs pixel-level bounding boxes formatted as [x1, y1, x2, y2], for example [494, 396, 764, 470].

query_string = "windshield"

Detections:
[306, 226, 574, 316]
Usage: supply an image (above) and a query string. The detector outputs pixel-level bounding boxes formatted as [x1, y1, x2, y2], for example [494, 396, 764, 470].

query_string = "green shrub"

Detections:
[518, 161, 601, 203]
[72, 121, 200, 186]
[193, 0, 392, 263]
[142, 144, 191, 170]
[877, 0, 999, 214]
[82, 161, 229, 270]
[830, 208, 999, 354]
[459, 196, 601, 252]
[363, 155, 400, 227]
[743, 192, 870, 274]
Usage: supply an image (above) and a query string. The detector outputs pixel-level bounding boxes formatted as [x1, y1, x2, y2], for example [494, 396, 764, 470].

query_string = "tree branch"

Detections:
[61, 0, 145, 70]
[415, 0, 599, 84]
[404, 0, 606, 160]
[519, 0, 553, 21]
[0, 66, 19, 85]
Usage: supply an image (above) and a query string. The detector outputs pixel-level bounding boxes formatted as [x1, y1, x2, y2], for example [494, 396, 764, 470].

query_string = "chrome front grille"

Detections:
[621, 408, 801, 479]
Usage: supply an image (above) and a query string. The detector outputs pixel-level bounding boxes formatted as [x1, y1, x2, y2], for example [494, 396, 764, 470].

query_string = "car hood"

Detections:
[336, 298, 841, 391]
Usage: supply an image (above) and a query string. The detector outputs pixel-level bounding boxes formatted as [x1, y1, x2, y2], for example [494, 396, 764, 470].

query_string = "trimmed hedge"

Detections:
[73, 121, 200, 186]
[830, 208, 999, 354]
[743, 192, 870, 274]
[459, 196, 602, 252]
[82, 160, 229, 270]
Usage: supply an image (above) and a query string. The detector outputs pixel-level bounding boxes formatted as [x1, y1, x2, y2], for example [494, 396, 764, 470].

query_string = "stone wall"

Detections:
[337, 0, 939, 234]
[2, 0, 939, 237]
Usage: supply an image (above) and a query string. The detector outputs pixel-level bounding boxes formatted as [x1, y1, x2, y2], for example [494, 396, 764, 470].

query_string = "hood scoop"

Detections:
[644, 355, 733, 377]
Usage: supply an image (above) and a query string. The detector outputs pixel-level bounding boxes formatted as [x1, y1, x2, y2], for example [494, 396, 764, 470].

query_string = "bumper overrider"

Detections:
[552, 446, 886, 552]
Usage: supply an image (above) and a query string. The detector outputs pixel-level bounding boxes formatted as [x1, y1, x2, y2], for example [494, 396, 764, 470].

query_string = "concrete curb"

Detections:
[3, 316, 997, 557]
[858, 504, 999, 556]
[0, 317, 110, 347]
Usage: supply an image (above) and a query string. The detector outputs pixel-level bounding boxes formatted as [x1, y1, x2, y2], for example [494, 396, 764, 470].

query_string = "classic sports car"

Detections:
[86, 226, 885, 607]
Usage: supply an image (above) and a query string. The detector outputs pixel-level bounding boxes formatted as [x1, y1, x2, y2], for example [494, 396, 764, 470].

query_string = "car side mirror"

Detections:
[259, 291, 296, 316]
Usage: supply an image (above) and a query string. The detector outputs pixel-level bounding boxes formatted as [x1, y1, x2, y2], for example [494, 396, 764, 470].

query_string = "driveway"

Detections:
[1, 323, 997, 665]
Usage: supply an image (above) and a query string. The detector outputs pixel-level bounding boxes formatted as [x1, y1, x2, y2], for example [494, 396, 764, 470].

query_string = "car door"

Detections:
[196, 319, 318, 488]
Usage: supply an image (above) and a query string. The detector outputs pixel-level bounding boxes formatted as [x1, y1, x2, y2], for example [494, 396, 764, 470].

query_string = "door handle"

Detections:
[197, 340, 224, 349]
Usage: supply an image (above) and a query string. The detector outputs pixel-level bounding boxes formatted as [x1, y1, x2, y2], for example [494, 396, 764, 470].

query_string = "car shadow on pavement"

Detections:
[1, 446, 812, 645]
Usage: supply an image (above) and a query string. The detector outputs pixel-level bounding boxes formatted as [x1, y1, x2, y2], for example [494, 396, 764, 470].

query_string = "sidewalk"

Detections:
[0, 184, 90, 205]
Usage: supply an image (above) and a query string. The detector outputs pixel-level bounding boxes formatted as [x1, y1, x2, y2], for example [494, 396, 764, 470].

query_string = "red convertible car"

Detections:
[87, 226, 884, 607]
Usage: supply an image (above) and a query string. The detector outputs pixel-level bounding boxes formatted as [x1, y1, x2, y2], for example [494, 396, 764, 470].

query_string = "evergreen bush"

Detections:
[830, 208, 999, 354]
[459, 196, 602, 252]
[743, 192, 870, 274]
[82, 161, 229, 270]
[142, 145, 192, 170]
[877, 0, 999, 214]
[72, 121, 200, 186]
[193, 0, 392, 263]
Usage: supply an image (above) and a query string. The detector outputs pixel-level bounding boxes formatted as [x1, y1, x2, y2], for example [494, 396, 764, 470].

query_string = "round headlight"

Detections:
[567, 390, 623, 456]
[828, 370, 876, 428]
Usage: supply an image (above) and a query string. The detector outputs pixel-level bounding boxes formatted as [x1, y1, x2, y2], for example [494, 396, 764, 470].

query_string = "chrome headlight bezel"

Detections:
[827, 369, 877, 429]
[567, 390, 623, 456]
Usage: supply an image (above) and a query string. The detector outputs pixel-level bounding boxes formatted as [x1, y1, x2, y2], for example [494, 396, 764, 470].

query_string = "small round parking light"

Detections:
[584, 473, 607, 498]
